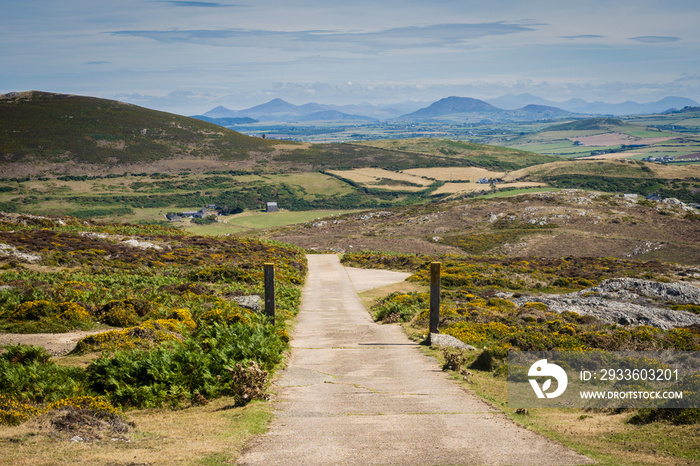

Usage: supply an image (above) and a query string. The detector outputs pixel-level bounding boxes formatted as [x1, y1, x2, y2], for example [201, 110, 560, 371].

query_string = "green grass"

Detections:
[0, 92, 275, 165]
[261, 172, 354, 197]
[0, 171, 399, 222]
[357, 138, 559, 170]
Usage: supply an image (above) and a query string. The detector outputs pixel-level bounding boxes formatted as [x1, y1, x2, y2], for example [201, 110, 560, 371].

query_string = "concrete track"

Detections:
[239, 254, 594, 466]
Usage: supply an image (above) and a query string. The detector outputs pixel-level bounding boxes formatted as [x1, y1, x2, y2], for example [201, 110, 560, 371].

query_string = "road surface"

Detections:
[239, 254, 594, 466]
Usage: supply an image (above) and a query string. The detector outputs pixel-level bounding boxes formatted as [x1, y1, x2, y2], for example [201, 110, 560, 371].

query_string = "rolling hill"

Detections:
[0, 91, 475, 176]
[394, 96, 574, 123]
[0, 91, 274, 167]
[398, 96, 503, 119]
[260, 188, 700, 265]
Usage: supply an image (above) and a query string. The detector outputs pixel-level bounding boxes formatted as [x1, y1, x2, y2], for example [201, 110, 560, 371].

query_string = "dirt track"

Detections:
[0, 330, 103, 356]
[238, 254, 594, 465]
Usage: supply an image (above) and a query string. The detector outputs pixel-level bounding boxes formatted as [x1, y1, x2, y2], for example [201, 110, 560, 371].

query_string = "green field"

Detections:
[182, 209, 362, 235]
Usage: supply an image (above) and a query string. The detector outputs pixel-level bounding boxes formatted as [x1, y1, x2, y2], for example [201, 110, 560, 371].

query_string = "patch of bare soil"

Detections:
[0, 330, 104, 356]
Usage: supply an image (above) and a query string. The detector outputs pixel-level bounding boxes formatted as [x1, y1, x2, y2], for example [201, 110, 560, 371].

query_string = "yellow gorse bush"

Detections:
[72, 322, 181, 354]
[0, 395, 117, 426]
[57, 302, 91, 322]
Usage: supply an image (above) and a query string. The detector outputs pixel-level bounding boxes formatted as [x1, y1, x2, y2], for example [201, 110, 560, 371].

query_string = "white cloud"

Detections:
[1, 0, 698, 114]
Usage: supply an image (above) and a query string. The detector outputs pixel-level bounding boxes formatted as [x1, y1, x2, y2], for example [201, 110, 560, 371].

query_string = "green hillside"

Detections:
[502, 116, 694, 159]
[545, 117, 625, 132]
[0, 91, 464, 174]
[357, 138, 559, 170]
[0, 91, 274, 165]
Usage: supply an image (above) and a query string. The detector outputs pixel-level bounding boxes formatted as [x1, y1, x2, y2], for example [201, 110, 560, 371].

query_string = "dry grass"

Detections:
[327, 168, 432, 189]
[569, 132, 675, 147]
[514, 409, 700, 465]
[650, 162, 700, 179]
[402, 166, 505, 181]
[0, 398, 271, 465]
[578, 153, 641, 160]
[508, 159, 700, 181]
[272, 142, 309, 150]
[434, 181, 546, 195]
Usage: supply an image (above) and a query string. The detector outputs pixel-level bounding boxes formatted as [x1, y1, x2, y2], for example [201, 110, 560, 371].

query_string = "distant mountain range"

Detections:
[194, 94, 699, 126]
[193, 98, 415, 123]
[485, 93, 698, 116]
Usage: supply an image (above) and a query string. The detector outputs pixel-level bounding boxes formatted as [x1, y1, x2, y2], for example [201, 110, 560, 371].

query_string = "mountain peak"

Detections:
[401, 96, 501, 119]
[203, 105, 238, 118]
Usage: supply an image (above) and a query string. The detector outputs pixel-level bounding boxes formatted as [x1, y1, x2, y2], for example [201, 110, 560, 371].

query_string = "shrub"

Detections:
[58, 302, 91, 322]
[228, 361, 269, 406]
[170, 308, 196, 330]
[0, 395, 42, 425]
[97, 300, 140, 327]
[0, 357, 89, 403]
[11, 300, 56, 321]
[199, 307, 251, 325]
[71, 323, 181, 354]
[628, 408, 700, 425]
[46, 395, 117, 415]
[442, 348, 468, 372]
[86, 320, 285, 408]
[1, 344, 51, 365]
[470, 348, 504, 372]
[189, 265, 260, 284]
[371, 292, 427, 323]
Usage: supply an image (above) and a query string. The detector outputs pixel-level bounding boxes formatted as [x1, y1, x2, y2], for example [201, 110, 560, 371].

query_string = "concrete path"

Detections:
[239, 254, 594, 466]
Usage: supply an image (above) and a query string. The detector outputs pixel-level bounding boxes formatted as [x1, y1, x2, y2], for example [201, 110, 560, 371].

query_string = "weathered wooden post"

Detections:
[429, 262, 440, 337]
[264, 263, 275, 325]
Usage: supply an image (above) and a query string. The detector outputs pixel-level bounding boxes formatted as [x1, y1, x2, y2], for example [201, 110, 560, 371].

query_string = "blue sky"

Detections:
[1, 0, 699, 114]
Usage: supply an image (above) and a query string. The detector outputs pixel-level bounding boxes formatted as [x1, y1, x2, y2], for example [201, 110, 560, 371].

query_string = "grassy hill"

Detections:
[0, 91, 466, 176]
[1, 92, 698, 224]
[0, 91, 274, 165]
[501, 115, 700, 160]
[357, 138, 559, 170]
[261, 189, 700, 265]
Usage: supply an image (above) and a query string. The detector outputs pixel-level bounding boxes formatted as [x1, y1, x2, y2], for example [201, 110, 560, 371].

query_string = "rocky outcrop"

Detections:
[0, 242, 41, 263]
[584, 278, 700, 305]
[512, 278, 700, 330]
[430, 333, 477, 350]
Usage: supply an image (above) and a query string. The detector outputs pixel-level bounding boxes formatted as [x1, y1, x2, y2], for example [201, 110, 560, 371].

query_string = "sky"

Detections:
[1, 0, 699, 115]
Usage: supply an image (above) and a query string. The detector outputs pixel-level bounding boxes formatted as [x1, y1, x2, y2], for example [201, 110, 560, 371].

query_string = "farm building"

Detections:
[266, 202, 279, 212]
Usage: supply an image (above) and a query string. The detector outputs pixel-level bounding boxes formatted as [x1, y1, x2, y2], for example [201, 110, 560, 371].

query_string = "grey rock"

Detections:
[585, 278, 700, 305]
[512, 278, 700, 330]
[430, 333, 477, 350]
[233, 295, 262, 312]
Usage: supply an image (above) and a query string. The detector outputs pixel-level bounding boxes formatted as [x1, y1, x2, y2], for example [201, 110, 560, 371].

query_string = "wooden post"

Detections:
[429, 262, 440, 336]
[264, 263, 275, 325]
